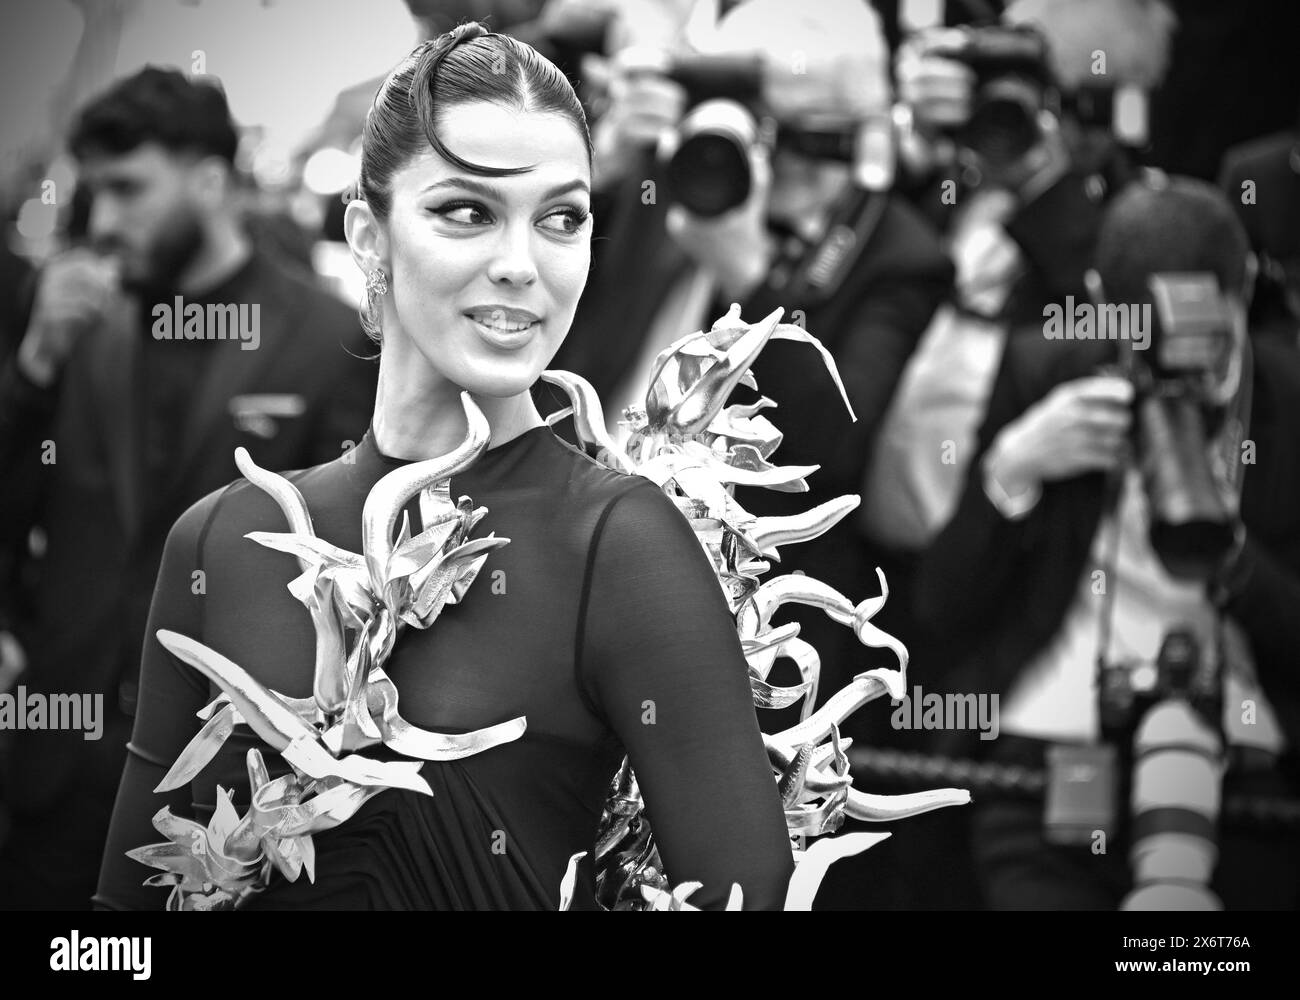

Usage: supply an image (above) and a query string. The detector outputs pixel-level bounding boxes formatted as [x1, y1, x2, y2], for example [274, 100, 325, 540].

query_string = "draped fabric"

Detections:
[94, 423, 794, 910]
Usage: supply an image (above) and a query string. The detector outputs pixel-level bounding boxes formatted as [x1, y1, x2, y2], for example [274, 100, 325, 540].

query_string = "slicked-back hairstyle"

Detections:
[68, 66, 239, 164]
[1095, 175, 1252, 307]
[359, 20, 592, 223]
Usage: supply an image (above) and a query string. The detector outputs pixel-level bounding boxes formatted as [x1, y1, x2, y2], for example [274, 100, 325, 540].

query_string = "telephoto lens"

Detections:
[1121, 633, 1225, 911]
[1135, 391, 1236, 580]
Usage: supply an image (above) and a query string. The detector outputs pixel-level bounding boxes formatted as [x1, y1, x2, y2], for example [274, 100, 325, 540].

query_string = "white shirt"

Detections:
[859, 189, 1023, 549]
[1000, 468, 1285, 752]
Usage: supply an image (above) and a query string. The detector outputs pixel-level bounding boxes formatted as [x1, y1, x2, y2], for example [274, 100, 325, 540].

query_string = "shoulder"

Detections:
[164, 477, 244, 562]
[534, 430, 698, 550]
[1251, 335, 1300, 435]
[539, 430, 664, 505]
[165, 456, 338, 556]
[1001, 325, 1114, 397]
[254, 250, 368, 347]
[1219, 130, 1297, 181]
[845, 191, 952, 286]
[876, 193, 952, 274]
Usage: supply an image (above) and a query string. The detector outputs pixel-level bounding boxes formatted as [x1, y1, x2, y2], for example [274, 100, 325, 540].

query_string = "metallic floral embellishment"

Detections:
[133, 393, 524, 909]
[547, 304, 970, 911]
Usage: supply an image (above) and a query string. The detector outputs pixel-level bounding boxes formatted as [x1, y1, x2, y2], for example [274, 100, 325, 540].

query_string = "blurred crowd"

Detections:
[2, 0, 1299, 911]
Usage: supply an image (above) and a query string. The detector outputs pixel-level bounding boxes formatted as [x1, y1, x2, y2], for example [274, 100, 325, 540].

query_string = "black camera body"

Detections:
[923, 24, 1053, 170]
[1127, 273, 1241, 582]
[1099, 629, 1223, 749]
[636, 52, 869, 217]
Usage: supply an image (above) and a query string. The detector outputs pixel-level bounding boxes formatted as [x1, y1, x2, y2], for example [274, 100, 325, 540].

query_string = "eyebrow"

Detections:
[420, 176, 590, 202]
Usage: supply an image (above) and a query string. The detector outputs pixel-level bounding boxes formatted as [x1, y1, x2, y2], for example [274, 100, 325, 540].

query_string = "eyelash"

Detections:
[430, 200, 589, 235]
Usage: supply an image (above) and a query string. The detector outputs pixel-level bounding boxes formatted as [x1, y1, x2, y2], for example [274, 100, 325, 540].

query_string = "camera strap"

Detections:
[1212, 333, 1254, 521]
[1092, 468, 1126, 694]
[1091, 374, 1253, 744]
[773, 185, 889, 306]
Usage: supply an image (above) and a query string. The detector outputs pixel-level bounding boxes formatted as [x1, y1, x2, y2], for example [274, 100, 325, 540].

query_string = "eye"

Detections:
[430, 200, 493, 226]
[538, 206, 590, 236]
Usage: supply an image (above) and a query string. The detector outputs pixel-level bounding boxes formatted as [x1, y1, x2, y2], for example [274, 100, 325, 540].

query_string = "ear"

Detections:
[1243, 251, 1259, 309]
[344, 198, 388, 276]
[189, 155, 233, 212]
[1084, 267, 1105, 303]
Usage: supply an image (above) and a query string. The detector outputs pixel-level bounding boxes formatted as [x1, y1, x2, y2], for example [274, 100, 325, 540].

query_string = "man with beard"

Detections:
[0, 68, 376, 908]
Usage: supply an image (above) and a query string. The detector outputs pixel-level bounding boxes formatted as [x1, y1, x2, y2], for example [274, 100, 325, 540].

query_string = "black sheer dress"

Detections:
[94, 423, 795, 910]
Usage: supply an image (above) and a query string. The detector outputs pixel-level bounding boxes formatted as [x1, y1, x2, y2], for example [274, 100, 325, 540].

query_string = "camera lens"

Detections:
[668, 132, 752, 217]
[664, 99, 758, 218]
[961, 77, 1043, 169]
[1137, 394, 1236, 580]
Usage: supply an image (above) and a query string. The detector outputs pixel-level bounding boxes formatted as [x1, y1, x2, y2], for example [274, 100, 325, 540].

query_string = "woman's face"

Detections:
[380, 101, 592, 398]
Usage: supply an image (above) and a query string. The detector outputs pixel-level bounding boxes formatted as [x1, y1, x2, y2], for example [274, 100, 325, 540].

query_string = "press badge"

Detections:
[1043, 743, 1118, 846]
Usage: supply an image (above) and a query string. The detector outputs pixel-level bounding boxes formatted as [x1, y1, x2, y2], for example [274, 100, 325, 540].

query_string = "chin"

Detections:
[456, 371, 542, 399]
[440, 352, 551, 400]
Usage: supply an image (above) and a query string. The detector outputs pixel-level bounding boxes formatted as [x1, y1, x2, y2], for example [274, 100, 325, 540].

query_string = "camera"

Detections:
[1099, 631, 1226, 911]
[621, 50, 884, 216]
[1127, 273, 1243, 582]
[919, 24, 1053, 171]
[1098, 629, 1222, 749]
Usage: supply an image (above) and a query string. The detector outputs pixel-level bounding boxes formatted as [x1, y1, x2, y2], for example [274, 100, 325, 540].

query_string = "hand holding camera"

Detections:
[896, 33, 976, 132]
[18, 248, 119, 387]
[664, 142, 774, 300]
[591, 51, 687, 188]
[896, 24, 1061, 196]
[986, 375, 1134, 499]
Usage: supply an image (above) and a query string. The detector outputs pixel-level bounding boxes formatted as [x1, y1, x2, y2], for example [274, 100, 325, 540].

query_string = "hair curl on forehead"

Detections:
[358, 21, 592, 222]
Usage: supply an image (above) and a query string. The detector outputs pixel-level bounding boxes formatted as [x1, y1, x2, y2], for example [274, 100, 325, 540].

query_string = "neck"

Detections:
[370, 338, 545, 461]
[177, 217, 252, 295]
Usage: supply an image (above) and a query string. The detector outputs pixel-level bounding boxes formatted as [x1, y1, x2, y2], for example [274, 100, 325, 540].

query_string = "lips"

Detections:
[463, 305, 542, 349]
[463, 305, 541, 330]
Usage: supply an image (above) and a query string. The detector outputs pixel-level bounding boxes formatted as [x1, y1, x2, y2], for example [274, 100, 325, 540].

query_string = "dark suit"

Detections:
[732, 191, 954, 705]
[911, 331, 1300, 909]
[0, 246, 377, 908]
[914, 333, 1300, 755]
[1218, 130, 1300, 342]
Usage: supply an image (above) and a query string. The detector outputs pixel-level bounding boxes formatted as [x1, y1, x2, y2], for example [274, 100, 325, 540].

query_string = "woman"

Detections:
[93, 23, 795, 910]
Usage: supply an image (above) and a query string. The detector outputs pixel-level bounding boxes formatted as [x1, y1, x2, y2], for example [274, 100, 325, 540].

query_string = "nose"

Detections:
[485, 219, 537, 287]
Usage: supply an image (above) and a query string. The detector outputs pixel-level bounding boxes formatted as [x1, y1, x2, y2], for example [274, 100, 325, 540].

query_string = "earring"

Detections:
[360, 267, 389, 341]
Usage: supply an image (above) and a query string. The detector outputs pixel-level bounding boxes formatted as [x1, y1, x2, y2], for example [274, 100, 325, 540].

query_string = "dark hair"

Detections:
[1095, 175, 1252, 305]
[359, 21, 592, 222]
[68, 66, 239, 164]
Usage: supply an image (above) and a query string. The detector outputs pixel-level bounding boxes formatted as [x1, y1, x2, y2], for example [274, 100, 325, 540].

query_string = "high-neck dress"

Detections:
[93, 423, 795, 910]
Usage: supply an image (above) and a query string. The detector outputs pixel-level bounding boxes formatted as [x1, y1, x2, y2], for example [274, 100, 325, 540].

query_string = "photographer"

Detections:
[643, 0, 953, 701]
[0, 68, 376, 909]
[1218, 117, 1300, 350]
[545, 0, 953, 706]
[912, 176, 1300, 909]
[863, 0, 1176, 551]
